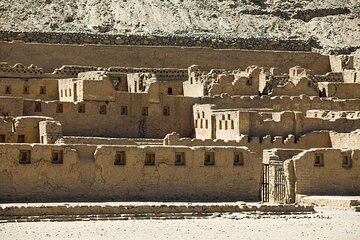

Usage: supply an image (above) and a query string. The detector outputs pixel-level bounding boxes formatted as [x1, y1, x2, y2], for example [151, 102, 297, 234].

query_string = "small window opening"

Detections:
[51, 150, 63, 164]
[40, 86, 46, 95]
[246, 77, 253, 85]
[56, 103, 63, 113]
[34, 102, 42, 112]
[163, 106, 170, 116]
[175, 152, 185, 166]
[142, 107, 148, 116]
[0, 134, 5, 143]
[19, 150, 31, 164]
[78, 104, 85, 113]
[145, 153, 155, 166]
[234, 152, 244, 166]
[23, 86, 30, 94]
[99, 105, 107, 115]
[114, 151, 126, 165]
[314, 154, 324, 167]
[167, 87, 173, 95]
[204, 152, 215, 166]
[342, 155, 352, 169]
[121, 106, 128, 115]
[231, 120, 234, 129]
[5, 86, 11, 94]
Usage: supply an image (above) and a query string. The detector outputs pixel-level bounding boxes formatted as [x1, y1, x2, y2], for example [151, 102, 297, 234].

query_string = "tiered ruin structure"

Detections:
[0, 41, 359, 204]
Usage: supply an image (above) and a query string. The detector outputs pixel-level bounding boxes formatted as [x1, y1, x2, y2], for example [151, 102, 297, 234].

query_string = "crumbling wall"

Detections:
[318, 82, 360, 99]
[23, 93, 199, 138]
[0, 97, 24, 117]
[164, 131, 332, 158]
[290, 149, 360, 197]
[0, 41, 331, 74]
[329, 130, 360, 149]
[0, 78, 58, 101]
[0, 144, 261, 202]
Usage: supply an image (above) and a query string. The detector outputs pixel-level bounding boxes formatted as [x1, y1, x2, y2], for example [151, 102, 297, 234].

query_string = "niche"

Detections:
[145, 153, 155, 166]
[163, 106, 170, 116]
[99, 105, 107, 115]
[233, 152, 244, 166]
[51, 150, 63, 164]
[56, 103, 63, 113]
[204, 152, 215, 166]
[342, 154, 352, 169]
[114, 151, 126, 166]
[19, 150, 31, 164]
[175, 152, 185, 166]
[121, 106, 128, 115]
[314, 153, 324, 167]
[34, 102, 42, 112]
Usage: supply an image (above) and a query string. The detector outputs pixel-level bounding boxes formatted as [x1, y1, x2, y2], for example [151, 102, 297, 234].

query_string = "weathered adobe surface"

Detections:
[0, 0, 359, 53]
[0, 202, 315, 219]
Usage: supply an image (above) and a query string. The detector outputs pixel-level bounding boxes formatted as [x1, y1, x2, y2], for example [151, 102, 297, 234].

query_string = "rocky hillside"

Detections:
[0, 0, 359, 53]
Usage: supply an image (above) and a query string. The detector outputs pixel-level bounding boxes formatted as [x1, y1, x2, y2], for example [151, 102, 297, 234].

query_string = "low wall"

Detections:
[0, 31, 322, 51]
[0, 41, 331, 74]
[165, 131, 332, 158]
[0, 202, 314, 221]
[0, 144, 261, 202]
[329, 130, 360, 149]
[287, 149, 360, 197]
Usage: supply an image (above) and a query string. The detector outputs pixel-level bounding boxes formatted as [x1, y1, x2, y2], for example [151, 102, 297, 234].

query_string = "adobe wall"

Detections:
[23, 93, 199, 138]
[0, 41, 331, 74]
[212, 95, 360, 112]
[0, 97, 24, 116]
[0, 78, 58, 101]
[318, 82, 360, 99]
[286, 149, 360, 197]
[269, 78, 319, 96]
[0, 116, 54, 143]
[343, 69, 360, 83]
[58, 78, 75, 102]
[63, 136, 138, 145]
[0, 144, 261, 202]
[329, 130, 360, 149]
[164, 131, 332, 158]
[17, 94, 360, 139]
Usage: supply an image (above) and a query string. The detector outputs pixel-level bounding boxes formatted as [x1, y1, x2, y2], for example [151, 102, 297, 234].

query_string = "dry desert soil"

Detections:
[0, 207, 359, 240]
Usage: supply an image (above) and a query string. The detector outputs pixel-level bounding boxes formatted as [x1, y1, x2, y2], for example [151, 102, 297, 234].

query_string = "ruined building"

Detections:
[0, 41, 359, 203]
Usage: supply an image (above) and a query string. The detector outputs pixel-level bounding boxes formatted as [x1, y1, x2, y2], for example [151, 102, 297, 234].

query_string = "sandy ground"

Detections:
[0, 207, 359, 240]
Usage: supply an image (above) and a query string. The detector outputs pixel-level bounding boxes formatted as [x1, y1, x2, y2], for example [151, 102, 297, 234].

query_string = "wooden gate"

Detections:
[261, 164, 269, 202]
[262, 163, 286, 203]
[274, 164, 286, 203]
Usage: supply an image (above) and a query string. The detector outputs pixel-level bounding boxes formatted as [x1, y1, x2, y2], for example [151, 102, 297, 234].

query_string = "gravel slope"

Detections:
[0, 0, 359, 51]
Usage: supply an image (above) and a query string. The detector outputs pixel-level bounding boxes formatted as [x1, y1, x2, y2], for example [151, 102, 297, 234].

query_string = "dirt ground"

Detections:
[0, 207, 359, 240]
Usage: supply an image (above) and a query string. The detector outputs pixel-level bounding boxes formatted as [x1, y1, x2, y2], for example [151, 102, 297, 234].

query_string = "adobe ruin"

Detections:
[0, 41, 359, 204]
